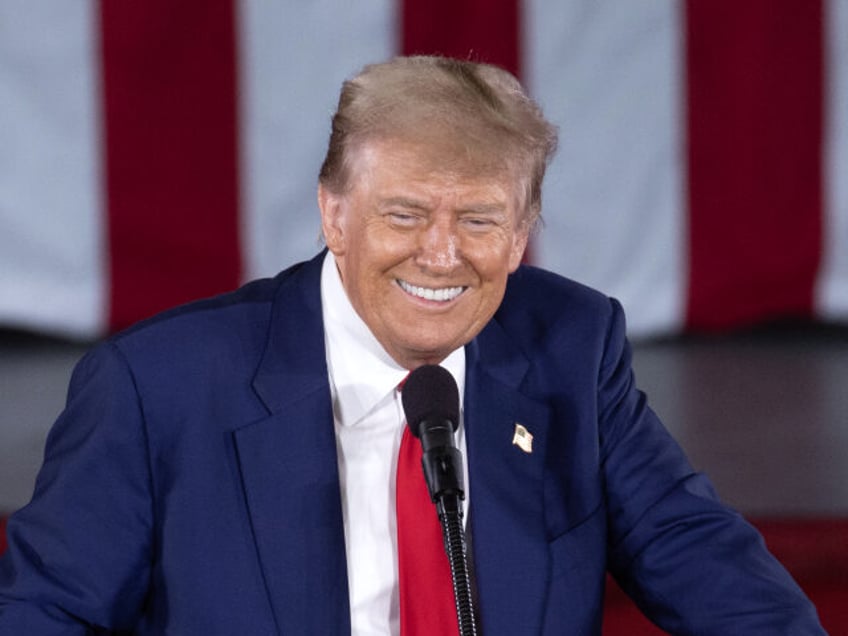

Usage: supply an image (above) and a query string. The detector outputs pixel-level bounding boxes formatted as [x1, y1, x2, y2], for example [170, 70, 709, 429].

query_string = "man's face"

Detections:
[319, 139, 529, 369]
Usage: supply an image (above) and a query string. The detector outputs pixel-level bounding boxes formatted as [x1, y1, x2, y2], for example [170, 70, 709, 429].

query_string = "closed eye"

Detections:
[464, 217, 495, 227]
[460, 215, 503, 233]
[386, 211, 421, 226]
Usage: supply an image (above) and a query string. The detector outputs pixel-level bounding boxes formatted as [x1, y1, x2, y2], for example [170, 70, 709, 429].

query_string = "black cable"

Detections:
[438, 497, 477, 636]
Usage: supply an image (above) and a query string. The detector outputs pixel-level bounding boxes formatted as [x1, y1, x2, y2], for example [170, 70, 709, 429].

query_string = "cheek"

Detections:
[508, 233, 529, 271]
[342, 239, 397, 299]
[473, 236, 525, 279]
[363, 228, 418, 269]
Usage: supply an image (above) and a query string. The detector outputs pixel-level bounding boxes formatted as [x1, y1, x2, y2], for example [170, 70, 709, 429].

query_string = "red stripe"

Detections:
[685, 0, 824, 330]
[401, 0, 521, 78]
[401, 0, 527, 260]
[99, 0, 242, 331]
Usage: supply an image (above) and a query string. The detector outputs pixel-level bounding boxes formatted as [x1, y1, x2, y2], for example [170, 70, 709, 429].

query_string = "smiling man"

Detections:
[0, 56, 825, 635]
[319, 139, 528, 370]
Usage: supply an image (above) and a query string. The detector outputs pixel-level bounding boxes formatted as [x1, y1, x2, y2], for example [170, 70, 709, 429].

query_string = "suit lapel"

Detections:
[231, 253, 554, 634]
[233, 253, 351, 635]
[465, 320, 552, 634]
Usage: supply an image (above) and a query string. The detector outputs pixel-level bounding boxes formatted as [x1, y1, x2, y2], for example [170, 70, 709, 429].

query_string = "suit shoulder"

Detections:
[113, 277, 273, 344]
[501, 264, 617, 325]
[492, 264, 626, 366]
[108, 256, 319, 365]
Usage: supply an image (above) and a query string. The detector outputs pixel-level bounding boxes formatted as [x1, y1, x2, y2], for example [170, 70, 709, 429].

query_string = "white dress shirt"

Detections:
[320, 252, 467, 636]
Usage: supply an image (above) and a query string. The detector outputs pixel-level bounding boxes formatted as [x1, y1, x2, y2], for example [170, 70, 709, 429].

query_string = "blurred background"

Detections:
[1, 1, 847, 632]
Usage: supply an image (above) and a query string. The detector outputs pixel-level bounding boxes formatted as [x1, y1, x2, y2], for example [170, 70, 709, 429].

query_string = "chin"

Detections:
[411, 342, 462, 363]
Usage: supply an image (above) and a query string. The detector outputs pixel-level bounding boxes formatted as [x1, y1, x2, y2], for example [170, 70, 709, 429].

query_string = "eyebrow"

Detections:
[458, 203, 508, 216]
[378, 197, 430, 211]
[378, 197, 507, 216]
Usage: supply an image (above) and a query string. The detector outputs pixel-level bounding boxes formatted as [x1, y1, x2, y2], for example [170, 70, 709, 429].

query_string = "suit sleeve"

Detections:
[0, 342, 153, 633]
[598, 299, 825, 635]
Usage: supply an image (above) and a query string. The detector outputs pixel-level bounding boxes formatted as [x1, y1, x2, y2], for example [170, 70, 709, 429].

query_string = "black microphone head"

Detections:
[401, 364, 460, 437]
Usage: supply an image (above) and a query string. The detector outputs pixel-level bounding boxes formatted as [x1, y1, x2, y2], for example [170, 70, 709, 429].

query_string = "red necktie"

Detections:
[397, 425, 460, 635]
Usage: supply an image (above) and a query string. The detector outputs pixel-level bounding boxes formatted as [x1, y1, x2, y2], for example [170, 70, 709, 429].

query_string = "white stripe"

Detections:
[817, 0, 848, 320]
[238, 0, 397, 281]
[0, 1, 104, 338]
[525, 0, 685, 337]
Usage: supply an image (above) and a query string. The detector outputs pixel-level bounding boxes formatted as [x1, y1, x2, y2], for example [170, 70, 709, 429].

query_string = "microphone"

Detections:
[401, 364, 465, 504]
[402, 364, 478, 635]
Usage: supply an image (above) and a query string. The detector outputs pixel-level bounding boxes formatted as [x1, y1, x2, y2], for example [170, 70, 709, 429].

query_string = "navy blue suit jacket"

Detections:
[0, 252, 824, 634]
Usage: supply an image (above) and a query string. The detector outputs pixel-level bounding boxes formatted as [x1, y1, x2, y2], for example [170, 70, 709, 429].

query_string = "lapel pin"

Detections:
[512, 423, 533, 454]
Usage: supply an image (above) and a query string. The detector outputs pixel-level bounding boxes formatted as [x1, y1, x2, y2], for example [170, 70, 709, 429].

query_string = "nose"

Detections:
[415, 216, 461, 273]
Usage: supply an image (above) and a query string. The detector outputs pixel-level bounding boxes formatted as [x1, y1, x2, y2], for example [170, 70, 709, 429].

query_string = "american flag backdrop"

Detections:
[1, 0, 846, 340]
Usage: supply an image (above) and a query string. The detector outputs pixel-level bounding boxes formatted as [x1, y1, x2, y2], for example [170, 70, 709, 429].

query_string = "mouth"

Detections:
[397, 279, 467, 302]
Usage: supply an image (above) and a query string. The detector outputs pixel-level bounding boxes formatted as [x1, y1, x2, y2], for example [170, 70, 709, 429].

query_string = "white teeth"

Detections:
[398, 280, 465, 302]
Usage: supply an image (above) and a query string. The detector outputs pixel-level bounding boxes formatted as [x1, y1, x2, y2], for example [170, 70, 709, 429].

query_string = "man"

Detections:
[0, 56, 824, 634]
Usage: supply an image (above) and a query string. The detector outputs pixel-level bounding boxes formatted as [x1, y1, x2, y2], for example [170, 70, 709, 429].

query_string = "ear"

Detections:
[318, 183, 346, 256]
[507, 227, 530, 272]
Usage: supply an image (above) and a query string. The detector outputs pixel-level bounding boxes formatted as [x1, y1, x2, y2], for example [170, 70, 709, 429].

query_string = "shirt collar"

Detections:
[320, 252, 465, 427]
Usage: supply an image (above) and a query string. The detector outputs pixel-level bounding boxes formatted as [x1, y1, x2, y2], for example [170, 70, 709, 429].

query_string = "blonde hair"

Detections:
[318, 56, 558, 229]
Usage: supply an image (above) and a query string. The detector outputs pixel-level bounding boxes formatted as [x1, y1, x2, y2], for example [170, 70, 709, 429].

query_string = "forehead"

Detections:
[350, 139, 517, 199]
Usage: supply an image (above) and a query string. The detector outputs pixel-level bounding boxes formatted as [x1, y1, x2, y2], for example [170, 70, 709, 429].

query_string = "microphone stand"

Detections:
[437, 493, 478, 636]
[402, 363, 478, 636]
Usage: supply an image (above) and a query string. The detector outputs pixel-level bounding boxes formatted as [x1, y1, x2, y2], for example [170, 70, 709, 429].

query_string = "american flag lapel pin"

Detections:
[512, 423, 533, 454]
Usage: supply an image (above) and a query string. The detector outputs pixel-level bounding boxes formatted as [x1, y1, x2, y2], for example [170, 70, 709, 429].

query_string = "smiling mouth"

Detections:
[397, 279, 467, 302]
